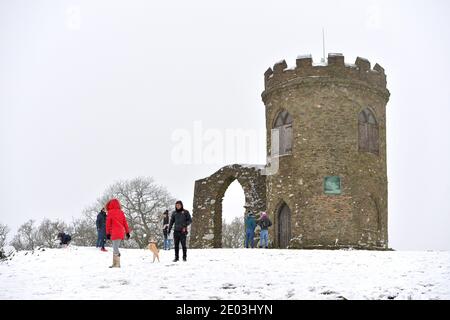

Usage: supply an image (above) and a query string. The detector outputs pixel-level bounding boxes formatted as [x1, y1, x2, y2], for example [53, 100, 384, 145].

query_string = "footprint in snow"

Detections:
[221, 283, 237, 290]
[320, 290, 339, 296]
[286, 289, 295, 298]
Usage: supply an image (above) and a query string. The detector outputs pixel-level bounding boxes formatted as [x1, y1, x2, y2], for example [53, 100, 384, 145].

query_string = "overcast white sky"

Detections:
[1, 0, 449, 250]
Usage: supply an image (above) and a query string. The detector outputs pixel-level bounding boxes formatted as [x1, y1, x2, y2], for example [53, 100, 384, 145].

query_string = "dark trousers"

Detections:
[96, 229, 106, 248]
[173, 231, 187, 260]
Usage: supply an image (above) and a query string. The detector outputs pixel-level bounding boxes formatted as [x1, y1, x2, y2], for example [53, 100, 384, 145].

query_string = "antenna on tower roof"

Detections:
[321, 28, 326, 64]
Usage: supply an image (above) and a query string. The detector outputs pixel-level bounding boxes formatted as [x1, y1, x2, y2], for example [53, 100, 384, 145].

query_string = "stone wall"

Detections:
[190, 164, 266, 248]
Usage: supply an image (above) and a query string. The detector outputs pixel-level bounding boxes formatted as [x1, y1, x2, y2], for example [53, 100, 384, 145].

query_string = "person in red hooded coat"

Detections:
[105, 198, 130, 268]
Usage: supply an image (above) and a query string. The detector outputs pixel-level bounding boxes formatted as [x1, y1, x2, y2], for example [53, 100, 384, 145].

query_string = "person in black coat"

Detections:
[162, 210, 170, 250]
[96, 207, 107, 251]
[57, 232, 71, 247]
[168, 200, 192, 262]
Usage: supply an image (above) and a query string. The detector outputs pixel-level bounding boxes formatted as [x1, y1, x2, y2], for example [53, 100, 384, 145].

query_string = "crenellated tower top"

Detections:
[262, 53, 390, 102]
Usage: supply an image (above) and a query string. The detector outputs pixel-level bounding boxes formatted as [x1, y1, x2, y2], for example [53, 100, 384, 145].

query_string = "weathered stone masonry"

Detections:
[191, 53, 390, 250]
[189, 164, 266, 248]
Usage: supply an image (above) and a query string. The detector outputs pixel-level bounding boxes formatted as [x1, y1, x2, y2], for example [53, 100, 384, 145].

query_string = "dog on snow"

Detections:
[147, 240, 160, 263]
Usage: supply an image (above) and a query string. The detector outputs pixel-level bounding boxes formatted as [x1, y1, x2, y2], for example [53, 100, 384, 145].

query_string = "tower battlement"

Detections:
[263, 53, 389, 99]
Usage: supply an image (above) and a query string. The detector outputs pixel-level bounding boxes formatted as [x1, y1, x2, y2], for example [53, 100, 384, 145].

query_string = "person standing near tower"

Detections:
[105, 198, 130, 268]
[168, 200, 192, 262]
[96, 207, 107, 252]
[257, 212, 272, 249]
[162, 210, 170, 250]
[244, 211, 256, 248]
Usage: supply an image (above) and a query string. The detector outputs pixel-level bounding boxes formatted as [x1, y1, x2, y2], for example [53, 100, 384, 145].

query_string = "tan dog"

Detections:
[147, 240, 160, 263]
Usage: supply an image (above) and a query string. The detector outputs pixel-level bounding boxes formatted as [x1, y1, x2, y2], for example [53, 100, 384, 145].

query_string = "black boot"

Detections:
[173, 258, 179, 262]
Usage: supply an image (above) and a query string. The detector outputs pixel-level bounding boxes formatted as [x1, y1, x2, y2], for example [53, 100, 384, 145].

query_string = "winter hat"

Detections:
[261, 212, 267, 217]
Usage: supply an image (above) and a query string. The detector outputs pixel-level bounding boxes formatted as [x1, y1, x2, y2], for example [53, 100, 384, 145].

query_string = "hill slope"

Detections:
[0, 247, 449, 299]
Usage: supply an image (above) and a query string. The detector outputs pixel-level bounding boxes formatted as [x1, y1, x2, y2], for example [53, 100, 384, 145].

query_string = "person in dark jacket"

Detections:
[168, 200, 192, 262]
[162, 210, 170, 250]
[57, 232, 71, 247]
[244, 211, 256, 248]
[96, 207, 107, 252]
[257, 212, 272, 249]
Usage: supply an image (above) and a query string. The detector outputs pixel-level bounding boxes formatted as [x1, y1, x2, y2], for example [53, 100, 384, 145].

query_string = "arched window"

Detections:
[273, 110, 293, 156]
[358, 108, 379, 154]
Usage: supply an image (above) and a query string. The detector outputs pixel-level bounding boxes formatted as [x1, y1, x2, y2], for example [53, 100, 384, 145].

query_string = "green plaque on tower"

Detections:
[324, 176, 341, 195]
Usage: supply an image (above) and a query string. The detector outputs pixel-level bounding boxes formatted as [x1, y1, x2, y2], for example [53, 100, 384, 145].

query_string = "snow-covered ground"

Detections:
[0, 246, 449, 300]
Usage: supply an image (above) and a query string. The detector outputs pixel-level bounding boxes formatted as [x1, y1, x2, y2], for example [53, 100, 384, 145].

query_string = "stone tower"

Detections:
[190, 53, 390, 250]
[262, 53, 390, 249]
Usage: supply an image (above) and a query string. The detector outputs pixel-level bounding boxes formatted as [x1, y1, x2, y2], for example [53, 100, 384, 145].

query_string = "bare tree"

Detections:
[36, 219, 69, 248]
[85, 177, 175, 249]
[70, 217, 97, 247]
[0, 224, 9, 249]
[0, 223, 10, 259]
[10, 220, 37, 251]
[222, 217, 245, 248]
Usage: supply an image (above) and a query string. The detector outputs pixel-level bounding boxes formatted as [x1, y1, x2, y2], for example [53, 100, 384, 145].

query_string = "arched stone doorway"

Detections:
[222, 180, 246, 248]
[190, 164, 266, 248]
[277, 202, 292, 248]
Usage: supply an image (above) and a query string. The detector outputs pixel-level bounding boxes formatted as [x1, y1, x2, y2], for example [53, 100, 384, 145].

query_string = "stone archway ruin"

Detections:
[190, 164, 266, 248]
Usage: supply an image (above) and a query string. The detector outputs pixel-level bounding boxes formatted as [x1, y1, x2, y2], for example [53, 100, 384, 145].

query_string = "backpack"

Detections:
[260, 218, 272, 229]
